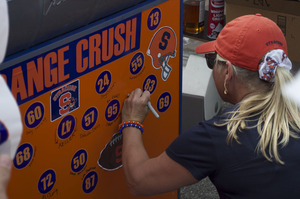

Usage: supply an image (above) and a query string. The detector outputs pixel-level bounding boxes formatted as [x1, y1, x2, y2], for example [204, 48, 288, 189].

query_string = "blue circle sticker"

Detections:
[25, 102, 44, 128]
[143, 75, 157, 94]
[105, 99, 120, 122]
[82, 171, 98, 193]
[57, 115, 75, 139]
[157, 92, 172, 112]
[71, 149, 88, 173]
[130, 52, 144, 75]
[96, 70, 111, 94]
[0, 122, 8, 144]
[147, 8, 161, 30]
[38, 169, 56, 194]
[13, 143, 34, 169]
[82, 107, 98, 131]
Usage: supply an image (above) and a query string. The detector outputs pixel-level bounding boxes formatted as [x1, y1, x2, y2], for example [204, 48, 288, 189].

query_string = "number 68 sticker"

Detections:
[14, 143, 34, 169]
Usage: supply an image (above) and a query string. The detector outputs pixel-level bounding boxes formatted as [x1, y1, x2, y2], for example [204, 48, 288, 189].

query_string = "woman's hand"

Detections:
[122, 88, 150, 123]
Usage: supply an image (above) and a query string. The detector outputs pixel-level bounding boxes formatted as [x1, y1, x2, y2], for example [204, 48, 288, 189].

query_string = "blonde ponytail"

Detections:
[216, 63, 300, 164]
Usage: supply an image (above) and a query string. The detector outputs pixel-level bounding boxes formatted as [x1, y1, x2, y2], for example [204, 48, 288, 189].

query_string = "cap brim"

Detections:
[195, 40, 216, 54]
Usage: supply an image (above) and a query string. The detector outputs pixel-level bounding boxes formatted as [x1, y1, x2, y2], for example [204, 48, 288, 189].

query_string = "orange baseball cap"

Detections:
[195, 14, 288, 71]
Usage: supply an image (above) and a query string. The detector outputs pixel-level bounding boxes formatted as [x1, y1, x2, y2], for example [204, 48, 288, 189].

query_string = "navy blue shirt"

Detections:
[166, 106, 300, 199]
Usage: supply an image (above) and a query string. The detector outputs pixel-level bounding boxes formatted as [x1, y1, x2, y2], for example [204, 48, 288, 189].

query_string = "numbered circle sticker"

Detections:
[130, 52, 144, 75]
[96, 70, 111, 94]
[71, 149, 88, 173]
[82, 107, 98, 131]
[25, 102, 44, 128]
[147, 8, 161, 30]
[57, 115, 75, 140]
[105, 99, 120, 122]
[13, 143, 34, 169]
[0, 122, 8, 144]
[157, 92, 172, 112]
[143, 74, 157, 94]
[82, 170, 98, 194]
[38, 169, 56, 194]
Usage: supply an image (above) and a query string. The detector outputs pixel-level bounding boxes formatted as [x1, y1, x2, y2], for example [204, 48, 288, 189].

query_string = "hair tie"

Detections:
[258, 49, 292, 82]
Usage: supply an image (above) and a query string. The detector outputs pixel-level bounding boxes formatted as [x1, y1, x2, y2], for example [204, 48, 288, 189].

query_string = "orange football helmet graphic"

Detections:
[147, 26, 177, 81]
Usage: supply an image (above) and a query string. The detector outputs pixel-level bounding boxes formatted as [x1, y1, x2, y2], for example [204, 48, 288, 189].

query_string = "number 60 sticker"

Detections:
[25, 102, 45, 128]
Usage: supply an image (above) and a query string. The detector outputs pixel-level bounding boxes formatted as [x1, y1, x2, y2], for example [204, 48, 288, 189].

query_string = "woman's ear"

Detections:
[224, 61, 233, 84]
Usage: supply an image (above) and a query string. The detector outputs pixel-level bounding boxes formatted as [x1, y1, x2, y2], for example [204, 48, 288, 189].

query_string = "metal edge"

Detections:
[0, 0, 168, 70]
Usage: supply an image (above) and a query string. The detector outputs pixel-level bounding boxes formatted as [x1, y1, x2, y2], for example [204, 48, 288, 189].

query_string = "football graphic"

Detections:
[97, 132, 123, 171]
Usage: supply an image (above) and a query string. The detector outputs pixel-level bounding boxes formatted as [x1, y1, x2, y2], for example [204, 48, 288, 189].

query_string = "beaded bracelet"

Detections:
[119, 121, 144, 134]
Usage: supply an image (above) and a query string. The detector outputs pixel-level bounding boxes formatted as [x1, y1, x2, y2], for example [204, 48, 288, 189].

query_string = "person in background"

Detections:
[120, 14, 300, 198]
[0, 0, 23, 198]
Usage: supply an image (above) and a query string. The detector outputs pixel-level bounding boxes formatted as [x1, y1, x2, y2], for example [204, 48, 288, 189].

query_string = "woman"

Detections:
[121, 14, 300, 198]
